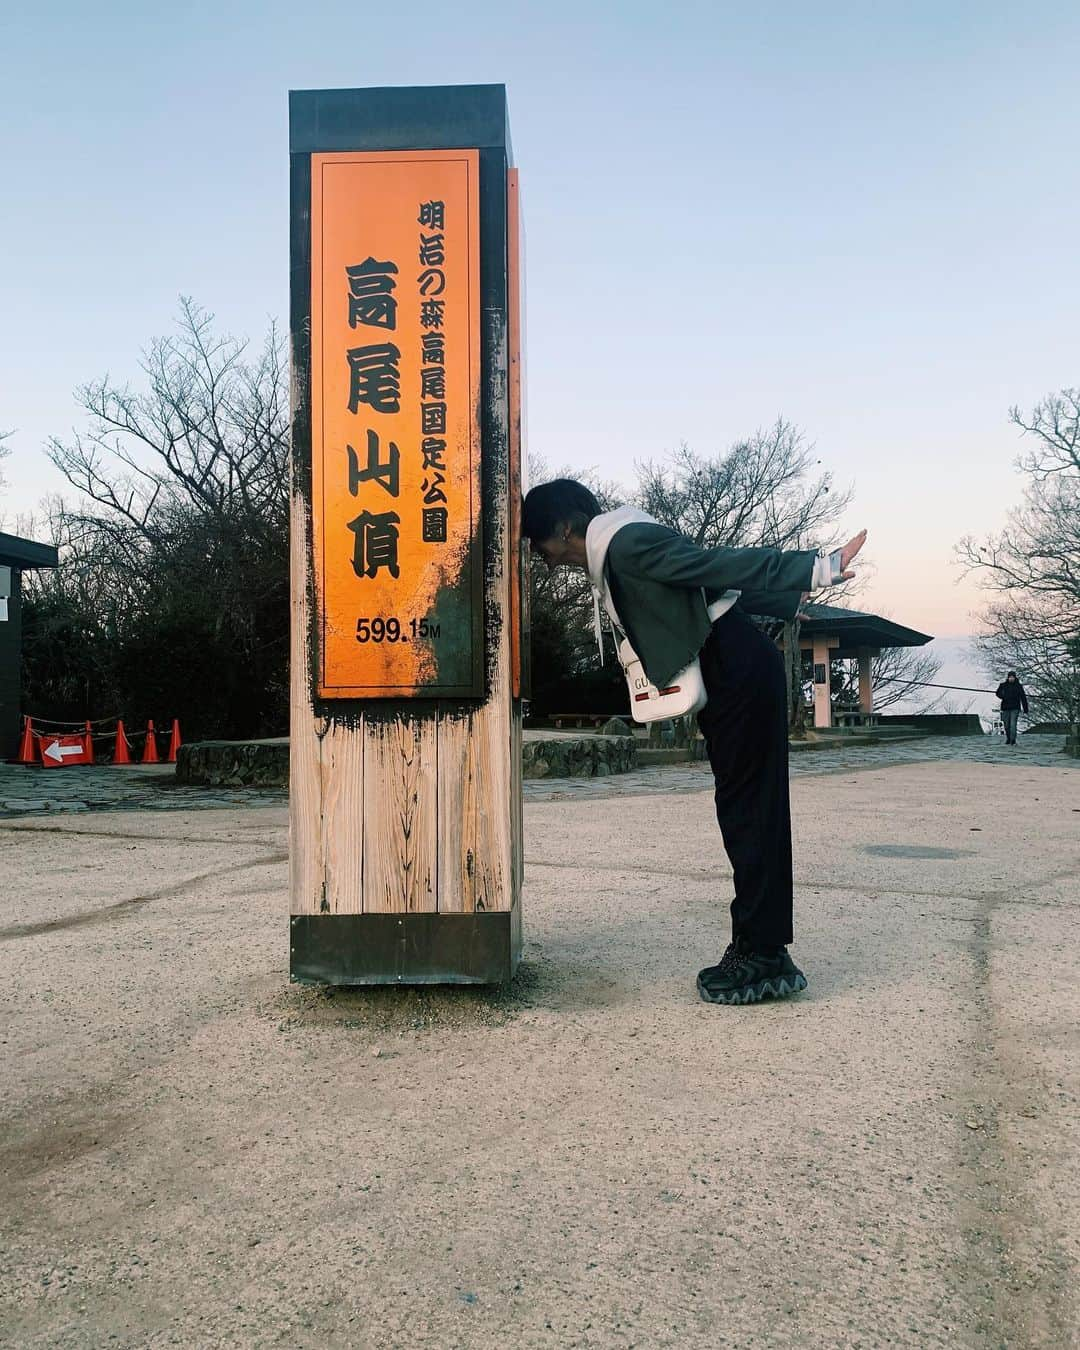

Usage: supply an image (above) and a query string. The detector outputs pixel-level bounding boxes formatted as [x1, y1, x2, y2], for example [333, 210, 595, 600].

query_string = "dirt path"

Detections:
[1, 760, 1077, 1348]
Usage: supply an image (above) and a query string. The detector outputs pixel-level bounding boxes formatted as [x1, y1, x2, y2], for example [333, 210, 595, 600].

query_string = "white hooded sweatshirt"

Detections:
[583, 506, 740, 662]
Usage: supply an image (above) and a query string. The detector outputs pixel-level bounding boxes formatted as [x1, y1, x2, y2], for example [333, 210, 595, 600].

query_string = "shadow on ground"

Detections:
[274, 955, 629, 1035]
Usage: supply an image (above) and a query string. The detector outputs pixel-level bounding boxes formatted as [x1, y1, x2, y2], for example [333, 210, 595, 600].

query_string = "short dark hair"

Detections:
[522, 478, 602, 542]
[1007, 670, 1017, 678]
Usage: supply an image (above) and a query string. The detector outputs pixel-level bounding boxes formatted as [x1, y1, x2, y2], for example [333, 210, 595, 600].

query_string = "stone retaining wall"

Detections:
[878, 713, 985, 736]
[177, 733, 640, 786]
[522, 734, 637, 779]
[176, 738, 289, 787]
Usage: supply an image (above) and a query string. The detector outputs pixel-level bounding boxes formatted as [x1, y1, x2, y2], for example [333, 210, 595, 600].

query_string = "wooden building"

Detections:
[795, 603, 933, 729]
[0, 532, 59, 760]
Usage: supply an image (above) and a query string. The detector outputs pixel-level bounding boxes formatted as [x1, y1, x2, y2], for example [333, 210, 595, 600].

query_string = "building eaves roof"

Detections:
[0, 532, 59, 570]
[799, 602, 932, 649]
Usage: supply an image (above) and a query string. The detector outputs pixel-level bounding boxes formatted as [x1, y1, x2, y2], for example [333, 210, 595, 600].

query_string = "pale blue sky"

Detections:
[2, 0, 1078, 635]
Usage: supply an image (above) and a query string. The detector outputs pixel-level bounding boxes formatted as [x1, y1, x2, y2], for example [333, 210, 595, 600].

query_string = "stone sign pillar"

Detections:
[812, 636, 833, 730]
[288, 85, 525, 984]
[858, 647, 879, 716]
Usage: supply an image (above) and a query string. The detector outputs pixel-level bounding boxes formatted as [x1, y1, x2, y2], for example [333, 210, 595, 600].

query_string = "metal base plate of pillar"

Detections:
[289, 903, 523, 987]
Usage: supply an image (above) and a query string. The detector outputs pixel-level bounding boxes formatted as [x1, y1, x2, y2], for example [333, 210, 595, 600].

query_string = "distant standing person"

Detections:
[996, 671, 1029, 745]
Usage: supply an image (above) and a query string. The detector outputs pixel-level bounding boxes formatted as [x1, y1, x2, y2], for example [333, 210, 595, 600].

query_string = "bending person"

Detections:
[523, 478, 867, 1006]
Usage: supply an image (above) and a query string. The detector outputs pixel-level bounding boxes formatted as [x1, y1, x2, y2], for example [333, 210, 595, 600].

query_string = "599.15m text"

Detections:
[356, 617, 441, 644]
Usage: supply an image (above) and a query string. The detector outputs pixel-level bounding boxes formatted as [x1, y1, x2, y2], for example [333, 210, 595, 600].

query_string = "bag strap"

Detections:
[598, 575, 712, 666]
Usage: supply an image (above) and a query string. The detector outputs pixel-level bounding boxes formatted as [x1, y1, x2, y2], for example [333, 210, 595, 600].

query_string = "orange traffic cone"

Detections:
[165, 718, 182, 763]
[15, 716, 36, 764]
[83, 720, 95, 764]
[141, 720, 159, 764]
[112, 720, 132, 765]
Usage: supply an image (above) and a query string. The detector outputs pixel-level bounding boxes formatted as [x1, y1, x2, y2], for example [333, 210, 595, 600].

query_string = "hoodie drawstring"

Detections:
[591, 588, 605, 659]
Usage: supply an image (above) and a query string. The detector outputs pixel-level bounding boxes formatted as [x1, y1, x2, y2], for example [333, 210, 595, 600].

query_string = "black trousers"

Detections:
[696, 608, 794, 949]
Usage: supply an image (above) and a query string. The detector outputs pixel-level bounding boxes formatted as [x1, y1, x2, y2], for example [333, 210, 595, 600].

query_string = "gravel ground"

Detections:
[1, 756, 1078, 1347]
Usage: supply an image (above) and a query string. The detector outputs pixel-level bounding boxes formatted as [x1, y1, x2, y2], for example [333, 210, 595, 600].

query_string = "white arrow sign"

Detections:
[43, 740, 84, 763]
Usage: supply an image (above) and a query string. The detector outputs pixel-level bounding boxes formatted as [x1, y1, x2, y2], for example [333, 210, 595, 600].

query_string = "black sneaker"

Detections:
[697, 939, 808, 1005]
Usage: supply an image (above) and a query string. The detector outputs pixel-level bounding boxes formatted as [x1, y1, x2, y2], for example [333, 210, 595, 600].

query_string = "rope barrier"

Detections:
[27, 720, 159, 738]
[879, 678, 1000, 695]
[26, 714, 121, 728]
[23, 720, 173, 743]
[25, 726, 123, 740]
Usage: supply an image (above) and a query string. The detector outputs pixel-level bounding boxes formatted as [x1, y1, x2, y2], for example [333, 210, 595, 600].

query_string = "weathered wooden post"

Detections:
[288, 85, 525, 984]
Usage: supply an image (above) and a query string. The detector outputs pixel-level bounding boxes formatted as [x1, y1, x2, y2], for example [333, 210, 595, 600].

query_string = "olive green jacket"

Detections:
[589, 512, 819, 689]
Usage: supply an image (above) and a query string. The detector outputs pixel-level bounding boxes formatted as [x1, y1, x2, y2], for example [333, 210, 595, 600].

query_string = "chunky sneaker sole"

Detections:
[696, 969, 808, 1005]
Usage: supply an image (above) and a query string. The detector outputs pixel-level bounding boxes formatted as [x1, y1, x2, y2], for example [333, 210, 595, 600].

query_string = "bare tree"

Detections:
[972, 626, 1080, 726]
[24, 300, 290, 736]
[1011, 389, 1080, 478]
[45, 296, 288, 558]
[0, 428, 11, 494]
[828, 645, 947, 714]
[958, 387, 1080, 725]
[635, 421, 851, 551]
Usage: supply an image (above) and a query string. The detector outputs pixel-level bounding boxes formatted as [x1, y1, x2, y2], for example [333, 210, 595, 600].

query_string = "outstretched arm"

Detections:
[738, 588, 806, 621]
[609, 524, 868, 596]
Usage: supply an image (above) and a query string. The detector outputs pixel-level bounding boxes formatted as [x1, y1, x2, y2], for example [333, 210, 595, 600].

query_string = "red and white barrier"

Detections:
[9, 715, 183, 767]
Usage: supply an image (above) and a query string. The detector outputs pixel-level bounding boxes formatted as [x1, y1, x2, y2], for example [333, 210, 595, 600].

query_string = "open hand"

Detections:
[840, 529, 867, 580]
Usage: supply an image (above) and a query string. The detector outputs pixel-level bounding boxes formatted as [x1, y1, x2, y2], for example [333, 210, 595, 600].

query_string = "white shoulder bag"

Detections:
[585, 507, 737, 726]
[609, 618, 707, 723]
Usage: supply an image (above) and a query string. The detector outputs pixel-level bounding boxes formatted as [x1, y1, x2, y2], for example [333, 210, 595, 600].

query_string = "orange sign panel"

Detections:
[311, 150, 482, 698]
